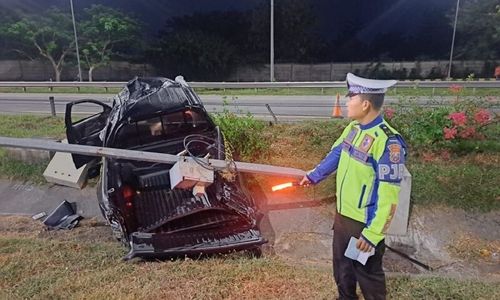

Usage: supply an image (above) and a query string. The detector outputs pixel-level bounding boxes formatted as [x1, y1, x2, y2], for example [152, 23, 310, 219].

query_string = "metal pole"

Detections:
[447, 0, 460, 79]
[270, 0, 275, 82]
[49, 96, 56, 116]
[0, 137, 306, 179]
[70, 0, 83, 82]
[265, 104, 278, 123]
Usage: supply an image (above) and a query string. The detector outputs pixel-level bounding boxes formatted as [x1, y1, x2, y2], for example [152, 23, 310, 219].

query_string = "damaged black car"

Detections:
[65, 76, 266, 259]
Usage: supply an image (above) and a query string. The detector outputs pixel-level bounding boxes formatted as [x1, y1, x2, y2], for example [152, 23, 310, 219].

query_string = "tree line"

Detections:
[0, 0, 498, 81]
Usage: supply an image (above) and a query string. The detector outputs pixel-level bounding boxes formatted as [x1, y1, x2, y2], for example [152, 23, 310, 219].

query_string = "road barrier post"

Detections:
[49, 96, 56, 117]
[265, 104, 278, 123]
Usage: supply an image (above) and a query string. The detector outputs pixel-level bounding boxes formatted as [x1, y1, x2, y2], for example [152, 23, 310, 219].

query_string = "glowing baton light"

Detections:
[272, 182, 299, 192]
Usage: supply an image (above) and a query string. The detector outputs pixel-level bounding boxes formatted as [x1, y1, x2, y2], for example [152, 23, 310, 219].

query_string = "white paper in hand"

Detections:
[344, 237, 375, 265]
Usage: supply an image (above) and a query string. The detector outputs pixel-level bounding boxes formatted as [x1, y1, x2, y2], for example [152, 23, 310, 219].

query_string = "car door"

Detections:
[65, 99, 112, 168]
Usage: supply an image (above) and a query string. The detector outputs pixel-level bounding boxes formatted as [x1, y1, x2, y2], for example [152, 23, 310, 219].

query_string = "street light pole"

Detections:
[447, 0, 460, 79]
[270, 0, 275, 82]
[70, 0, 83, 82]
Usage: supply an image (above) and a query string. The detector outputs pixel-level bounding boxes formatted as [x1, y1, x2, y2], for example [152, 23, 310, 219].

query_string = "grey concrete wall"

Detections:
[230, 60, 498, 81]
[0, 59, 497, 82]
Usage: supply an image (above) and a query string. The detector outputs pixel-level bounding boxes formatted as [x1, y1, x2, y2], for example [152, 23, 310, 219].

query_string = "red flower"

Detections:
[474, 109, 491, 125]
[422, 151, 435, 162]
[448, 112, 467, 127]
[384, 107, 395, 120]
[440, 150, 451, 160]
[449, 84, 463, 94]
[443, 127, 457, 140]
[459, 126, 476, 139]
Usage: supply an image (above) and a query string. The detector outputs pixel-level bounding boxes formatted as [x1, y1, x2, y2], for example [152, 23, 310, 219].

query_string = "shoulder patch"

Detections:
[379, 124, 395, 137]
[387, 143, 402, 163]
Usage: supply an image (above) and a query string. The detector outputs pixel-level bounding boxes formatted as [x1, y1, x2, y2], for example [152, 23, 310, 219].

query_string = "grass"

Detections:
[0, 148, 47, 184]
[0, 86, 498, 96]
[447, 232, 500, 262]
[0, 86, 122, 94]
[407, 154, 500, 211]
[254, 121, 500, 212]
[196, 87, 500, 97]
[0, 115, 65, 139]
[0, 115, 498, 211]
[0, 115, 65, 184]
[0, 216, 499, 299]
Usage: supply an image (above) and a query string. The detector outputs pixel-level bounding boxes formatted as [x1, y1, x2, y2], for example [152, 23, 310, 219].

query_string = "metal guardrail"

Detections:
[0, 80, 499, 90]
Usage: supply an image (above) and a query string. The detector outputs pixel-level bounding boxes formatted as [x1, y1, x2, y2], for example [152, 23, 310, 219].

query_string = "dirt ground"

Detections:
[260, 203, 500, 282]
[1, 191, 498, 284]
[245, 175, 500, 282]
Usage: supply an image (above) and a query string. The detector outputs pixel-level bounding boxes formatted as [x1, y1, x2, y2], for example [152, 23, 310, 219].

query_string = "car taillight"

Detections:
[122, 186, 135, 208]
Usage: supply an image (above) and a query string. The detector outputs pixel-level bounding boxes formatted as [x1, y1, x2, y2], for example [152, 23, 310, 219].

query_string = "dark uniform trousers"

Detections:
[333, 212, 386, 300]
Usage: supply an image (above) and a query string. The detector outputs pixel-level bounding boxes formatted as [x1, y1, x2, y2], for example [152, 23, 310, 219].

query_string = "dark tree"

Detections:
[453, 0, 500, 60]
[2, 8, 74, 81]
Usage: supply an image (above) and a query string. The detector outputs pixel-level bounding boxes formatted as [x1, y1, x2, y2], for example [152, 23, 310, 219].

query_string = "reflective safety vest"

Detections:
[307, 115, 407, 247]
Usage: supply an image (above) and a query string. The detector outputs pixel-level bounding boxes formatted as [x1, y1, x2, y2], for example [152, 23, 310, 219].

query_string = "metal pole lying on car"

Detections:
[0, 137, 306, 179]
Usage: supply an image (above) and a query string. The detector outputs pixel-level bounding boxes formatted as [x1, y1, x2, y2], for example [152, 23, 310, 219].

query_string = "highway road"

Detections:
[0, 93, 498, 120]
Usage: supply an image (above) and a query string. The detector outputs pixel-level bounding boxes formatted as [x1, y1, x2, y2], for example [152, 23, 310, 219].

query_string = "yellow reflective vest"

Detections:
[307, 115, 407, 246]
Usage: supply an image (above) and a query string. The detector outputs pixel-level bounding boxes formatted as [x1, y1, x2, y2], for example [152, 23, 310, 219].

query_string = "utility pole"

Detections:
[70, 0, 83, 82]
[447, 0, 460, 80]
[270, 0, 275, 82]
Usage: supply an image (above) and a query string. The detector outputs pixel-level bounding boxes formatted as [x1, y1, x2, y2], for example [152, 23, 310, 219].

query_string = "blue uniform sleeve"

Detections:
[306, 143, 342, 184]
[377, 136, 406, 183]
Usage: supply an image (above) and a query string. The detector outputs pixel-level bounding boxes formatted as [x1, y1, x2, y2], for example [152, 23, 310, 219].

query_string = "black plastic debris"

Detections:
[43, 200, 82, 230]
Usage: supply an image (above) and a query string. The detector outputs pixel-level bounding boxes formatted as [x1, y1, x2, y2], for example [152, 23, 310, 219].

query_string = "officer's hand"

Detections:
[299, 176, 311, 187]
[356, 236, 374, 253]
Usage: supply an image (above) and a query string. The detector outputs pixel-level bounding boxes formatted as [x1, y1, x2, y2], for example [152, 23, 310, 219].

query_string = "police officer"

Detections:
[300, 73, 407, 300]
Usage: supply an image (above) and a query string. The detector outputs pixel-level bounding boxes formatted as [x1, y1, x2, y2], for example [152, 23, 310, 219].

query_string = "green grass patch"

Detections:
[0, 87, 122, 94]
[0, 86, 498, 96]
[0, 148, 47, 184]
[0, 115, 65, 183]
[0, 229, 498, 299]
[407, 156, 500, 211]
[0, 234, 335, 299]
[195, 87, 500, 97]
[388, 276, 500, 299]
[0, 115, 65, 138]
[254, 120, 500, 212]
[0, 115, 498, 211]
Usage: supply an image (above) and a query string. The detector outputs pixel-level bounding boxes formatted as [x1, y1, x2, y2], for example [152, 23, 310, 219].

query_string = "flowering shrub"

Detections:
[443, 127, 458, 140]
[443, 109, 492, 141]
[387, 96, 498, 154]
[383, 107, 395, 120]
[474, 109, 491, 125]
[449, 112, 467, 126]
[449, 84, 463, 94]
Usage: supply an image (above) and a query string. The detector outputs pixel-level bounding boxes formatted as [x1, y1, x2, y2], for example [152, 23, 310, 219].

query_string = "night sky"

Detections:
[0, 0, 457, 40]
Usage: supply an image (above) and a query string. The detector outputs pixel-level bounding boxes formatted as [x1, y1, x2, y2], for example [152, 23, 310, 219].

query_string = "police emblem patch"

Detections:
[345, 128, 358, 143]
[359, 134, 374, 152]
[388, 143, 401, 163]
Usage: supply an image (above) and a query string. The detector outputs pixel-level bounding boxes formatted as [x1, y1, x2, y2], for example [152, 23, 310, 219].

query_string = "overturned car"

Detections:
[65, 77, 266, 259]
